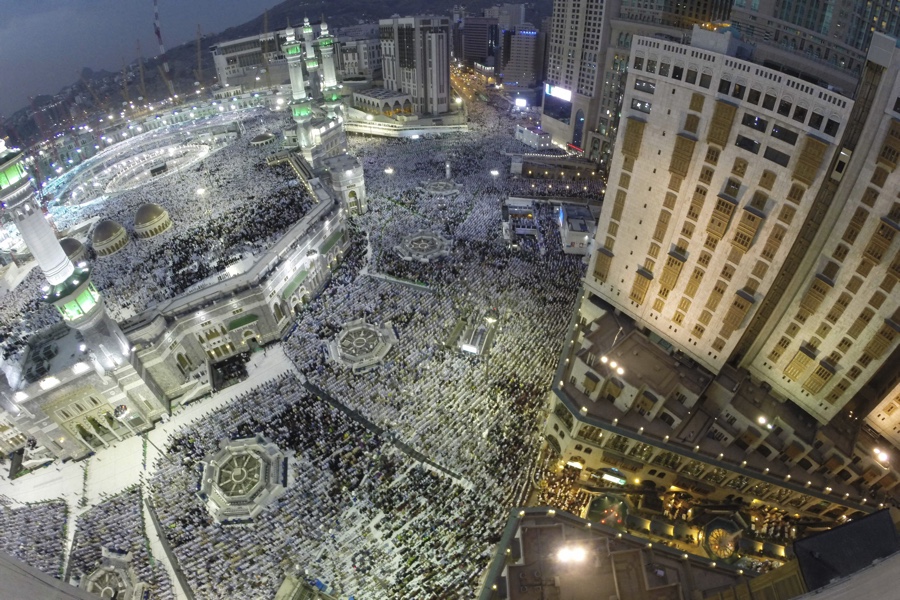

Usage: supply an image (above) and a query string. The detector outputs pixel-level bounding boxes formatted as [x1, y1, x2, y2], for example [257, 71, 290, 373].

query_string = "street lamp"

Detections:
[557, 546, 587, 563]
[600, 355, 624, 376]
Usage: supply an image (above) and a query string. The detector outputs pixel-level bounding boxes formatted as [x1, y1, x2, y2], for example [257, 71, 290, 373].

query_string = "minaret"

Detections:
[0, 140, 130, 373]
[302, 17, 322, 99]
[282, 24, 307, 101]
[285, 24, 314, 149]
[318, 16, 338, 90]
[318, 16, 343, 120]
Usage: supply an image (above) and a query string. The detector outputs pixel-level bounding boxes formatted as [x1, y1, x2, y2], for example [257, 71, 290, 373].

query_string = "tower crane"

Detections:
[136, 39, 148, 99]
[194, 24, 204, 86]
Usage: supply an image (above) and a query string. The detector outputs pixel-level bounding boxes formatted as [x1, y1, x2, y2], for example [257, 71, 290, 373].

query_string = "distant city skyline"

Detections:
[0, 0, 277, 116]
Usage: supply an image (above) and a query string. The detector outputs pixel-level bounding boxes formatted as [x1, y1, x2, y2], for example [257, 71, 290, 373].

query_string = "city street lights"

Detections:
[600, 355, 625, 376]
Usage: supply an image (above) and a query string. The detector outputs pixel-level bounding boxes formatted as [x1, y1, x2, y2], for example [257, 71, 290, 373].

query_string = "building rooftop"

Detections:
[480, 507, 745, 600]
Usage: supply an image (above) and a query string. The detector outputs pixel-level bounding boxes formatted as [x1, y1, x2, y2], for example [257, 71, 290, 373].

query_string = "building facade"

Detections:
[587, 28, 854, 377]
[380, 16, 452, 116]
[500, 25, 544, 88]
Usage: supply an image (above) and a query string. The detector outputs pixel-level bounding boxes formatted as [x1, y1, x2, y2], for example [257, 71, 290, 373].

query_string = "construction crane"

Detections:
[261, 10, 272, 90]
[194, 24, 204, 86]
[121, 58, 131, 105]
[152, 0, 176, 98]
[80, 76, 105, 112]
[136, 39, 148, 99]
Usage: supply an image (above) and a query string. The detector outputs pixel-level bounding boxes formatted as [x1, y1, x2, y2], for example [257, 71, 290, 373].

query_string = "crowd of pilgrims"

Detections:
[0, 499, 67, 577]
[0, 109, 308, 363]
[68, 486, 174, 597]
[0, 95, 606, 598]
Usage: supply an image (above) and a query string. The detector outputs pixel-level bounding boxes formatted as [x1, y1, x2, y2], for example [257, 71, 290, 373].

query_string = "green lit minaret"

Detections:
[0, 139, 130, 373]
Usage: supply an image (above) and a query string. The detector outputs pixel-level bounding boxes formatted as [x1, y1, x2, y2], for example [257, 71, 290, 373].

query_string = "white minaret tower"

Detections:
[302, 17, 322, 99]
[283, 24, 307, 101]
[318, 16, 338, 90]
[0, 141, 130, 373]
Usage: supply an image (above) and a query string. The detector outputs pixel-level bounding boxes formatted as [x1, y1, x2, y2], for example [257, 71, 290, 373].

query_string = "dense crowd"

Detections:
[0, 499, 67, 576]
[147, 374, 503, 599]
[68, 486, 174, 598]
[2, 94, 594, 598]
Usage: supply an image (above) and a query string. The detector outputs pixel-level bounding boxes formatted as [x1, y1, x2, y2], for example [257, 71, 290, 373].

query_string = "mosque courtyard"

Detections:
[0, 96, 594, 598]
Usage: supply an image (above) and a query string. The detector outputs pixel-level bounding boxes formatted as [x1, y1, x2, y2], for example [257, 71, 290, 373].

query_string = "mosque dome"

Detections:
[133, 203, 172, 239]
[91, 220, 129, 257]
[59, 237, 86, 263]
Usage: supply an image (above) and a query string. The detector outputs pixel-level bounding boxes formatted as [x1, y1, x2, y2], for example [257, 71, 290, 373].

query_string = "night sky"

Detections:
[0, 0, 278, 116]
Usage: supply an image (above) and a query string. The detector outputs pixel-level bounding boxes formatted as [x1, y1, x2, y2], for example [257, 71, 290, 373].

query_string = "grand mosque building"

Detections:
[0, 20, 366, 464]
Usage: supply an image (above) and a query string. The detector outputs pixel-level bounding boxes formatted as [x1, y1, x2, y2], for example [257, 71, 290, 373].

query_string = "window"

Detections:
[633, 56, 644, 70]
[764, 147, 791, 167]
[689, 92, 705, 112]
[672, 65, 683, 80]
[777, 99, 792, 116]
[631, 98, 652, 114]
[724, 178, 741, 197]
[787, 183, 805, 204]
[861, 188, 879, 208]
[718, 78, 732, 94]
[732, 158, 748, 177]
[698, 252, 712, 267]
[686, 69, 698, 85]
[735, 135, 761, 154]
[759, 170, 777, 190]
[752, 260, 768, 278]
[778, 204, 796, 224]
[700, 73, 712, 88]
[685, 114, 700, 134]
[659, 62, 670, 77]
[771, 124, 799, 145]
[634, 79, 656, 94]
[824, 118, 840, 136]
[699, 166, 714, 185]
[742, 113, 768, 132]
[705, 147, 720, 165]
[732, 83, 746, 100]
[871, 167, 889, 187]
[809, 112, 824, 130]
[793, 105, 808, 123]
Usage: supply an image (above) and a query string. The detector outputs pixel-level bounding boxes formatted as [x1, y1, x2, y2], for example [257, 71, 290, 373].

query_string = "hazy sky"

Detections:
[0, 0, 277, 116]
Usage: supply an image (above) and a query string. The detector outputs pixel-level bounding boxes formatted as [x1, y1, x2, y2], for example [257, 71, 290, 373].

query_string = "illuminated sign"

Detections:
[601, 473, 627, 486]
[515, 98, 527, 107]
[544, 84, 572, 102]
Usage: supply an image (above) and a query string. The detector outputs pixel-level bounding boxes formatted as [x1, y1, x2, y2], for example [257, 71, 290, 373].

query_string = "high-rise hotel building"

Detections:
[588, 27, 900, 425]
[379, 15, 452, 115]
[541, 29, 900, 520]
